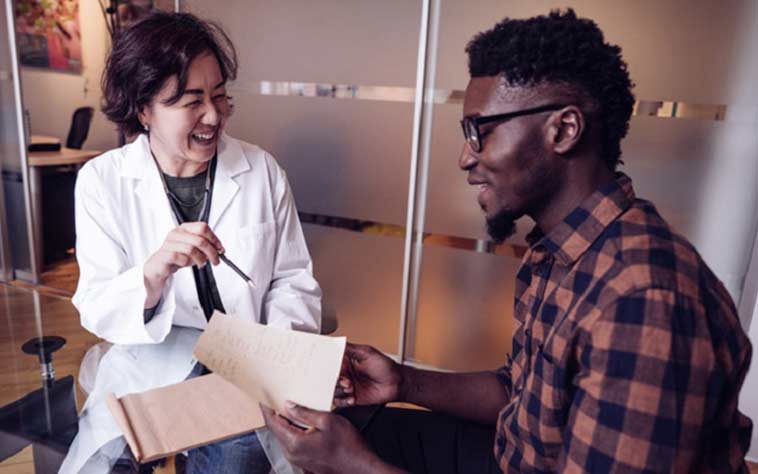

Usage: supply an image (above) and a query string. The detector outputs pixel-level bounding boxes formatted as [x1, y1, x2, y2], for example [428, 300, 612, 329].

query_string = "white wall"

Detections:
[19, 0, 117, 152]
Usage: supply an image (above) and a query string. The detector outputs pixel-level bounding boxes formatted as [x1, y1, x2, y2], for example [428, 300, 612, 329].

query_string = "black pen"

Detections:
[218, 252, 257, 289]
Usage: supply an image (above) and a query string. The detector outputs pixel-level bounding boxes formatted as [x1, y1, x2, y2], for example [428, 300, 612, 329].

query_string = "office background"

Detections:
[1, 0, 758, 461]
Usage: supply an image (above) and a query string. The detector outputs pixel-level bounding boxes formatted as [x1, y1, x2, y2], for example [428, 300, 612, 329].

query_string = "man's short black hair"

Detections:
[102, 11, 237, 136]
[466, 9, 635, 169]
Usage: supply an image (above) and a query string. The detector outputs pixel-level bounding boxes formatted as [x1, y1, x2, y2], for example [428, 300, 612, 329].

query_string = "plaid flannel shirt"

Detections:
[494, 173, 753, 473]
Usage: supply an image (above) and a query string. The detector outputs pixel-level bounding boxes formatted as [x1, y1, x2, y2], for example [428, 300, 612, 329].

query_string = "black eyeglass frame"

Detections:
[460, 103, 568, 152]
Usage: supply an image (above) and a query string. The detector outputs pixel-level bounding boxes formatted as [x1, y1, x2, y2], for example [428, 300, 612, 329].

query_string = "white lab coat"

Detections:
[59, 133, 321, 473]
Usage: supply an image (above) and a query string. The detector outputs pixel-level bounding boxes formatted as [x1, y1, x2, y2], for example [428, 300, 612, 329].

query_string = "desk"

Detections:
[28, 147, 100, 277]
[28, 147, 101, 167]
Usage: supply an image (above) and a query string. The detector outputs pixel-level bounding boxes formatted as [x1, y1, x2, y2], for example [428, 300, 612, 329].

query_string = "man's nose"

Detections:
[458, 142, 478, 171]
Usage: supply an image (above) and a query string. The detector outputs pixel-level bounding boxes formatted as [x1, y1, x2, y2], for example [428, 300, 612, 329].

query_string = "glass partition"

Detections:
[408, 0, 758, 369]
[182, 0, 424, 355]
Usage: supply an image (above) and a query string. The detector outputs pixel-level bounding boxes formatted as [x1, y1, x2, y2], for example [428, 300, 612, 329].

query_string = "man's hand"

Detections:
[334, 343, 404, 408]
[262, 402, 402, 474]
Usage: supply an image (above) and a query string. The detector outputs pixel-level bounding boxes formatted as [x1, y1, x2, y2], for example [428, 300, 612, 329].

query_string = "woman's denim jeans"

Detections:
[185, 363, 271, 474]
[186, 431, 271, 474]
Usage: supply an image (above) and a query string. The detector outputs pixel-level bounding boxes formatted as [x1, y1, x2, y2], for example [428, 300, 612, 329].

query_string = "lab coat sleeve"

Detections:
[72, 164, 176, 344]
[262, 157, 321, 332]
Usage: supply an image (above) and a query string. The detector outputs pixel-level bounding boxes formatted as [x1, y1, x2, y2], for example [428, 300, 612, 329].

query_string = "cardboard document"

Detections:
[193, 312, 347, 414]
[106, 313, 346, 462]
[106, 373, 263, 463]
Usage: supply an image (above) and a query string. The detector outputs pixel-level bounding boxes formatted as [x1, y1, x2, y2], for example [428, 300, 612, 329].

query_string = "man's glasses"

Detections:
[460, 104, 567, 153]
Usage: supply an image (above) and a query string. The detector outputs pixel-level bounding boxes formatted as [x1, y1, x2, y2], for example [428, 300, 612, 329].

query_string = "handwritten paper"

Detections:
[193, 312, 346, 413]
[106, 374, 264, 463]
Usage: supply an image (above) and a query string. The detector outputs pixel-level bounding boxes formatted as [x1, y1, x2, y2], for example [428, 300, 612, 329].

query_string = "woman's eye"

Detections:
[185, 100, 201, 107]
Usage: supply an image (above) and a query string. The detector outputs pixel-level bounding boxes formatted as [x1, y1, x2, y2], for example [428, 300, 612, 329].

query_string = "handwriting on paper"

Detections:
[193, 312, 346, 413]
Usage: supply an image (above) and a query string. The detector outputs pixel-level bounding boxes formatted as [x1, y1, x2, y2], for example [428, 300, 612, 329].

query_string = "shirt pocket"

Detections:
[233, 221, 277, 288]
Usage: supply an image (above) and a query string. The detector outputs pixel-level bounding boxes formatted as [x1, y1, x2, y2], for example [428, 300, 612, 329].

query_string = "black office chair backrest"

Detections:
[66, 107, 94, 149]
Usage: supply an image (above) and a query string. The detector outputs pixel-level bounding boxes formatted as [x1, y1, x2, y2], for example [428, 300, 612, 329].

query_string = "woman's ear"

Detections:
[138, 106, 150, 131]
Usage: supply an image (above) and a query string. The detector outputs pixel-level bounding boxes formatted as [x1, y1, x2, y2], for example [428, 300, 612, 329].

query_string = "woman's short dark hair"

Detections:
[102, 11, 238, 136]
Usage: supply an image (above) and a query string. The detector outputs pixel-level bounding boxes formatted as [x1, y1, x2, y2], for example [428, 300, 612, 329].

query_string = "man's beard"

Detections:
[486, 210, 517, 244]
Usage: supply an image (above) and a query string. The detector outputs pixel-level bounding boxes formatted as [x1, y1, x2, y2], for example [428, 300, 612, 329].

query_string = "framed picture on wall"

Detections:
[14, 0, 83, 73]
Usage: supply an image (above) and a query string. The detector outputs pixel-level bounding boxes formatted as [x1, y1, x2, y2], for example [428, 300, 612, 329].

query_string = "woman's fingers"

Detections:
[181, 222, 224, 252]
[167, 226, 221, 265]
[164, 241, 207, 267]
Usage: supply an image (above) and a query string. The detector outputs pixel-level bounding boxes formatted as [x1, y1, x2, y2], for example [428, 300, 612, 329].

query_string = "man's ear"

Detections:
[546, 106, 585, 155]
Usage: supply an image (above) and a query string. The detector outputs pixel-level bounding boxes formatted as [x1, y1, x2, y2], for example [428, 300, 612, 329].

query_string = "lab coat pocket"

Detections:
[235, 221, 277, 288]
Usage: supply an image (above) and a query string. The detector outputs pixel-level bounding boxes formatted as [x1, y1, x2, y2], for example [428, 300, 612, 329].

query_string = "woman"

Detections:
[60, 11, 321, 474]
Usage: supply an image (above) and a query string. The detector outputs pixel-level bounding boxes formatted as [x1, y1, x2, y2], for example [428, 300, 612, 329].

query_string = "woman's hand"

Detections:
[143, 222, 223, 308]
[334, 343, 405, 408]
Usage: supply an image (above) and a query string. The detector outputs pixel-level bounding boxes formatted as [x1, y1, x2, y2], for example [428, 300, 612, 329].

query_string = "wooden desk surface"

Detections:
[28, 147, 101, 167]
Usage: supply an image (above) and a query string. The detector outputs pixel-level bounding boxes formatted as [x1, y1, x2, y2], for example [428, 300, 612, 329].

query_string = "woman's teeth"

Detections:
[191, 131, 215, 141]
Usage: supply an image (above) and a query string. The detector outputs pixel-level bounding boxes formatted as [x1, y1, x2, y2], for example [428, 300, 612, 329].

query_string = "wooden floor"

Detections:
[0, 282, 101, 473]
[39, 257, 79, 296]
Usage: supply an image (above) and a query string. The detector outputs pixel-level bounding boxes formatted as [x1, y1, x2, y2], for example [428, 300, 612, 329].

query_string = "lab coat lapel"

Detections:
[121, 135, 176, 236]
[209, 134, 249, 229]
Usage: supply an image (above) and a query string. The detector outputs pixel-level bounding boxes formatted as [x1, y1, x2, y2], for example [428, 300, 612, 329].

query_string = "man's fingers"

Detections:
[334, 386, 353, 399]
[284, 402, 330, 430]
[333, 397, 355, 408]
[261, 405, 303, 447]
[334, 377, 353, 398]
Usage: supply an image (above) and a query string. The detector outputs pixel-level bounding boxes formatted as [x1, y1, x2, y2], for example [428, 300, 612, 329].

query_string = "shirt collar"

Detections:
[526, 172, 636, 266]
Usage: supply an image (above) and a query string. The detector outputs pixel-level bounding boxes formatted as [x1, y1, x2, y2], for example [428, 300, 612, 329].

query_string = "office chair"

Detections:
[65, 106, 94, 149]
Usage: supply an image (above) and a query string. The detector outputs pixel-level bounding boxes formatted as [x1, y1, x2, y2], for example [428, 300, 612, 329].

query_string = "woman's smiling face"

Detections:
[139, 52, 232, 175]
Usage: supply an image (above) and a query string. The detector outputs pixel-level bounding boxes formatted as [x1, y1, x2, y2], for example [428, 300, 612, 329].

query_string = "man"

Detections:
[262, 9, 753, 473]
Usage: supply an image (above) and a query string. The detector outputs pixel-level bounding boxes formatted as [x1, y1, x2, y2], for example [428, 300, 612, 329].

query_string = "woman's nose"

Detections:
[201, 99, 222, 125]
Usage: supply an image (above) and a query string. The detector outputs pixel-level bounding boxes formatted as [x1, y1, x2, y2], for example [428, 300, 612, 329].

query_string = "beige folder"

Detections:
[106, 313, 346, 463]
[106, 373, 264, 463]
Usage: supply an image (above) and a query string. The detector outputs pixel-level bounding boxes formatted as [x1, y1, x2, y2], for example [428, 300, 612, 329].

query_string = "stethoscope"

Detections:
[150, 147, 257, 289]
